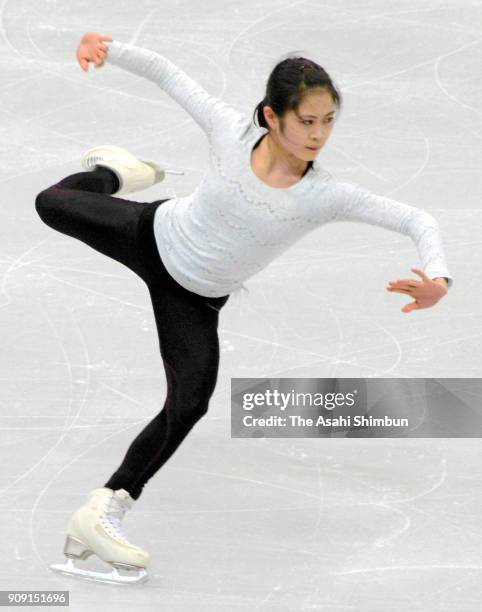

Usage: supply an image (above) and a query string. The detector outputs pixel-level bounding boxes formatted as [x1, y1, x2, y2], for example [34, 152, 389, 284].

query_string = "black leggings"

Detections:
[35, 167, 230, 500]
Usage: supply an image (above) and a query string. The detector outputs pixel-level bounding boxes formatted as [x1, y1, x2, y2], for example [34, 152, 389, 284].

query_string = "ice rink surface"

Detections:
[0, 0, 481, 609]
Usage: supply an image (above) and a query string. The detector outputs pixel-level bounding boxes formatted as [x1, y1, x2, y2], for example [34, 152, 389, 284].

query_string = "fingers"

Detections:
[386, 287, 413, 295]
[93, 48, 107, 67]
[79, 57, 89, 72]
[401, 303, 419, 313]
[411, 267, 429, 281]
[388, 278, 419, 290]
[386, 280, 416, 293]
[100, 35, 113, 42]
[389, 279, 418, 286]
[388, 283, 416, 291]
[96, 46, 108, 67]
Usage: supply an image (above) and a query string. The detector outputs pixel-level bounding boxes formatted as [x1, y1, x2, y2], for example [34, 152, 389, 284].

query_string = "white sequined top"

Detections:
[106, 40, 453, 298]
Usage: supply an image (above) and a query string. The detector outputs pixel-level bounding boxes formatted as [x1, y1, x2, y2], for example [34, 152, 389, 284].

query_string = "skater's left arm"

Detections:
[76, 32, 244, 138]
[324, 180, 453, 314]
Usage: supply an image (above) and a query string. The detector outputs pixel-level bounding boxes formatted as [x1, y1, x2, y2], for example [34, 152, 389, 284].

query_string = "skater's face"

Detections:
[264, 88, 337, 161]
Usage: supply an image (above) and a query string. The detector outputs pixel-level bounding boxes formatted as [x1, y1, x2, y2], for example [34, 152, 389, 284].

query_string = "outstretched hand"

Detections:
[76, 32, 113, 71]
[386, 267, 448, 314]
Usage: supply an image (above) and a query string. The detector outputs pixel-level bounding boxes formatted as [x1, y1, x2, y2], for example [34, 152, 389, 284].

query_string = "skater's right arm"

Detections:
[76, 32, 245, 138]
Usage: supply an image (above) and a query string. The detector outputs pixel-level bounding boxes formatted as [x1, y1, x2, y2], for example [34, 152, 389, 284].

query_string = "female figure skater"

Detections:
[41, 32, 452, 584]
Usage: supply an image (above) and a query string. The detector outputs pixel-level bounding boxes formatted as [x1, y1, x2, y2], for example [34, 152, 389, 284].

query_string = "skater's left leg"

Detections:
[103, 282, 230, 500]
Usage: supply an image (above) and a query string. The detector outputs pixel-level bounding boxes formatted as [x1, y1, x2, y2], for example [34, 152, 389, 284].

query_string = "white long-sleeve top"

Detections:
[105, 40, 453, 298]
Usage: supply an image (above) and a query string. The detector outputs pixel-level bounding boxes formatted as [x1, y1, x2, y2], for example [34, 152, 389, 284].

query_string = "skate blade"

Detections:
[49, 558, 148, 585]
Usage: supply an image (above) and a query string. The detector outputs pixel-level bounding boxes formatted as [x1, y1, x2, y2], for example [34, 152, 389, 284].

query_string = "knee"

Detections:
[163, 349, 220, 426]
[35, 188, 51, 221]
[35, 187, 59, 226]
[172, 375, 218, 427]
[180, 399, 210, 426]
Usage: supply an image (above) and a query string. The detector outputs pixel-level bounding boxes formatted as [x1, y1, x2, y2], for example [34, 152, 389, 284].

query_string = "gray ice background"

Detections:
[1, 0, 481, 610]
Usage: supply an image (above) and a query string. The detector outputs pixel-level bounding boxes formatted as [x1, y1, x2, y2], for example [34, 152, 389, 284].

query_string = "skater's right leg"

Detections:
[50, 165, 120, 194]
[35, 138, 171, 276]
[35, 167, 156, 278]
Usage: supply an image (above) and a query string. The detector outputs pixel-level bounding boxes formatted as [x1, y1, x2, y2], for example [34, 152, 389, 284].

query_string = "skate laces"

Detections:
[100, 491, 133, 544]
[87, 155, 113, 168]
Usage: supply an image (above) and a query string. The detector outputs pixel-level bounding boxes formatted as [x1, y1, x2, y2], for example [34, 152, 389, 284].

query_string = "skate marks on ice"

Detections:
[1, 0, 481, 610]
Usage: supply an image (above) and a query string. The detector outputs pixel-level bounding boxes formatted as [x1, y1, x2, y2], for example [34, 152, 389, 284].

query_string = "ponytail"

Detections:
[254, 98, 269, 129]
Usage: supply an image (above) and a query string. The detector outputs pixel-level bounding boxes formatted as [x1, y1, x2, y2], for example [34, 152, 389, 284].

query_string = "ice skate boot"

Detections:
[49, 487, 149, 585]
[81, 144, 183, 196]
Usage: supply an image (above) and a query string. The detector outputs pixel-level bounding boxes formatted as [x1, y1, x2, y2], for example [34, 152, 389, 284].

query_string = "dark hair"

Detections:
[252, 54, 342, 171]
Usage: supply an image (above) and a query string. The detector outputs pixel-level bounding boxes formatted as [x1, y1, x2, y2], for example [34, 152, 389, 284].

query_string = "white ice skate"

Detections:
[81, 144, 184, 196]
[49, 487, 149, 585]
